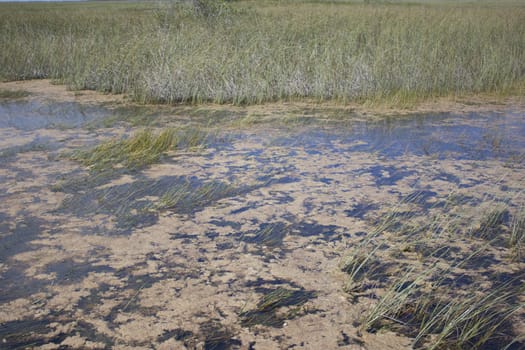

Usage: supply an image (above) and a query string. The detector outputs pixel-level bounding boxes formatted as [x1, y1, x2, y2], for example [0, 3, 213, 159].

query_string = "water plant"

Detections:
[365, 267, 524, 350]
[343, 191, 525, 349]
[239, 223, 289, 248]
[240, 287, 315, 328]
[474, 205, 509, 240]
[71, 127, 208, 172]
[509, 208, 525, 259]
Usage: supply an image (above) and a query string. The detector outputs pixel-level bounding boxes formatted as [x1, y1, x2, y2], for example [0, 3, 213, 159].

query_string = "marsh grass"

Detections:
[0, 89, 31, 99]
[1, 1, 524, 105]
[71, 127, 208, 172]
[342, 193, 525, 349]
[153, 180, 241, 213]
[240, 223, 289, 248]
[474, 205, 510, 240]
[509, 208, 525, 259]
[240, 287, 315, 328]
[366, 267, 523, 349]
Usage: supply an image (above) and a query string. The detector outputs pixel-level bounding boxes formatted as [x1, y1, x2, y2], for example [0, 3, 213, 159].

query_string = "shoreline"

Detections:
[1, 79, 523, 119]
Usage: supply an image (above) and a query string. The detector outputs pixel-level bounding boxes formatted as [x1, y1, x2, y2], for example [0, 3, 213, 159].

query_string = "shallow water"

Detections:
[0, 98, 524, 349]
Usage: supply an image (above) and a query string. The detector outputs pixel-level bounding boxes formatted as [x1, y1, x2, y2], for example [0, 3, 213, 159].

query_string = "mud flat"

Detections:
[0, 81, 524, 349]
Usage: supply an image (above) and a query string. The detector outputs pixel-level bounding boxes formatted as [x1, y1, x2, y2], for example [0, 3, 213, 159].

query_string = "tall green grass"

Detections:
[1, 1, 524, 105]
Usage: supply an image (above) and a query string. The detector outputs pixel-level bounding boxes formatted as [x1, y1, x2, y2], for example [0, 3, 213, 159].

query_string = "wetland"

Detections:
[0, 80, 523, 349]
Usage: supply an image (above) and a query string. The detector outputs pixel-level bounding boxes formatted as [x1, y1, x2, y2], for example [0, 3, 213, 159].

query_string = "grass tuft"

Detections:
[0, 89, 31, 99]
[71, 127, 207, 171]
[509, 208, 525, 260]
[240, 287, 315, 328]
[343, 192, 525, 349]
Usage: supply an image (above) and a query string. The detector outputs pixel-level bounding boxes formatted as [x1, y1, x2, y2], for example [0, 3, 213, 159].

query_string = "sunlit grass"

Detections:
[341, 192, 525, 349]
[1, 1, 524, 106]
[71, 127, 208, 171]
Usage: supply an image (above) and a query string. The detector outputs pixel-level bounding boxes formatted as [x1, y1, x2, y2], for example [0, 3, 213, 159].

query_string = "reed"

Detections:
[1, 1, 524, 106]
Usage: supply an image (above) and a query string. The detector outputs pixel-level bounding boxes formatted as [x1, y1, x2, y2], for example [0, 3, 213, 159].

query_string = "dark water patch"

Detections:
[102, 274, 160, 326]
[0, 138, 54, 161]
[157, 328, 194, 344]
[170, 233, 199, 244]
[73, 320, 115, 347]
[0, 318, 68, 349]
[345, 111, 525, 161]
[0, 212, 10, 237]
[0, 264, 53, 304]
[461, 253, 500, 270]
[216, 241, 234, 250]
[267, 191, 294, 205]
[482, 271, 525, 291]
[256, 174, 299, 186]
[438, 274, 475, 289]
[433, 171, 461, 184]
[239, 221, 340, 248]
[291, 222, 339, 240]
[240, 287, 316, 328]
[456, 174, 486, 188]
[345, 202, 379, 219]
[44, 258, 114, 285]
[0, 216, 48, 261]
[9, 166, 36, 183]
[337, 331, 365, 347]
[318, 177, 333, 185]
[362, 165, 417, 187]
[0, 100, 112, 131]
[52, 168, 127, 193]
[206, 231, 220, 240]
[230, 206, 251, 215]
[209, 219, 242, 230]
[76, 283, 114, 313]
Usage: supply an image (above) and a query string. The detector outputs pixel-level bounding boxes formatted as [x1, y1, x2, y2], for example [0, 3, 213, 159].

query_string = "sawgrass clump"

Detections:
[342, 193, 525, 349]
[71, 128, 208, 171]
[1, 1, 524, 105]
[365, 266, 523, 350]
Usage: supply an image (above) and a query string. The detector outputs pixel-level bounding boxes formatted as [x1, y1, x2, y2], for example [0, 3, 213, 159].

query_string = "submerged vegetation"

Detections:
[71, 127, 208, 171]
[341, 194, 525, 349]
[240, 287, 316, 328]
[0, 1, 524, 105]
